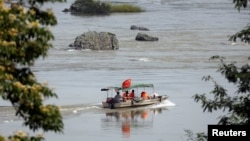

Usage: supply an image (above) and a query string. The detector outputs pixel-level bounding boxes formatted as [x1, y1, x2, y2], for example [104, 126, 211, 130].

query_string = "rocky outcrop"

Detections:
[62, 0, 110, 15]
[130, 25, 149, 31]
[69, 31, 119, 50]
[135, 32, 159, 41]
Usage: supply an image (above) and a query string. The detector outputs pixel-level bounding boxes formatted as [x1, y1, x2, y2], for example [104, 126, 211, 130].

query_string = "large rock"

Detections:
[69, 31, 119, 50]
[135, 32, 159, 41]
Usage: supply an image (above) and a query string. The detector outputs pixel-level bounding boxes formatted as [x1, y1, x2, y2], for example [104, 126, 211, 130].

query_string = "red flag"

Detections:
[122, 79, 131, 88]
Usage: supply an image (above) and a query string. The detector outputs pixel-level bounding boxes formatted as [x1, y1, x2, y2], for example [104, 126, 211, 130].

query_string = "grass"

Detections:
[110, 4, 145, 13]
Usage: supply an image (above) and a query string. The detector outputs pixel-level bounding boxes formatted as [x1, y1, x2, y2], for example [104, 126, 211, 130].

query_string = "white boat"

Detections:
[101, 83, 168, 109]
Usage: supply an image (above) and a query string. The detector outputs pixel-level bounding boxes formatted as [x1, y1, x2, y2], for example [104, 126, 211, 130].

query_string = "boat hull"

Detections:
[102, 95, 168, 109]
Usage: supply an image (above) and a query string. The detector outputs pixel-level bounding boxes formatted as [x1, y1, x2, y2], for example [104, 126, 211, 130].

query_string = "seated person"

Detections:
[141, 91, 149, 100]
[106, 97, 114, 103]
[122, 91, 129, 99]
[114, 92, 123, 103]
[128, 89, 135, 99]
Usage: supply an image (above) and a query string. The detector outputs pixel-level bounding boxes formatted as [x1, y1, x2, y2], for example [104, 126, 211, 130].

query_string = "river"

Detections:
[0, 0, 250, 141]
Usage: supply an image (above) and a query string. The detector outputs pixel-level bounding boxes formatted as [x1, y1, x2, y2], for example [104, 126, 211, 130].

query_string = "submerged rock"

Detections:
[69, 31, 119, 50]
[130, 25, 149, 31]
[135, 32, 159, 41]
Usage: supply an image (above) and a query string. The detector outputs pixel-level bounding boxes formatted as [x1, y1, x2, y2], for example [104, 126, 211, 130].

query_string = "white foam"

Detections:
[70, 105, 102, 113]
[150, 99, 176, 108]
[162, 99, 176, 106]
[3, 119, 13, 123]
[66, 49, 76, 52]
[138, 58, 151, 62]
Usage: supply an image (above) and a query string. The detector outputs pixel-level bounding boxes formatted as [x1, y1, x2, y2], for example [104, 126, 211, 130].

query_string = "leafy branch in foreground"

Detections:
[185, 1, 250, 140]
[193, 56, 250, 125]
[233, 0, 248, 11]
[0, 0, 65, 140]
[184, 129, 207, 141]
[186, 56, 250, 141]
[230, 0, 250, 43]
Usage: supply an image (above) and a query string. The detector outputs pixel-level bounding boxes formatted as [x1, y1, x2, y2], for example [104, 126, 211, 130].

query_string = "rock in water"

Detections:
[69, 31, 119, 50]
[135, 32, 159, 41]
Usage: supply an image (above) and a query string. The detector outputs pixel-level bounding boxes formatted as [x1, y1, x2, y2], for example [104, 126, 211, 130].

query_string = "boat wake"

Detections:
[0, 104, 102, 123]
[0, 100, 176, 123]
[151, 99, 176, 108]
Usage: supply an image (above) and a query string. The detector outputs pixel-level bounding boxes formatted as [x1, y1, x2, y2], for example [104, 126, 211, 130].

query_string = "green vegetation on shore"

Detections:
[69, 0, 145, 15]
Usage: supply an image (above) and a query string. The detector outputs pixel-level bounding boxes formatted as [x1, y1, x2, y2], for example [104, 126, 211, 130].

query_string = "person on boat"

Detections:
[122, 90, 129, 99]
[152, 93, 159, 98]
[128, 89, 135, 99]
[114, 92, 123, 103]
[141, 91, 149, 99]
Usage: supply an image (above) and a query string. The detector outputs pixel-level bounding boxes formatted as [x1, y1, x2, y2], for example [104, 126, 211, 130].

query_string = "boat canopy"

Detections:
[101, 84, 154, 92]
[121, 83, 154, 92]
[101, 87, 121, 92]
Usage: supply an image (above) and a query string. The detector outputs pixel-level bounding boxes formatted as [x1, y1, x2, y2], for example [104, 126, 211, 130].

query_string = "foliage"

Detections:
[186, 55, 250, 140]
[1, 131, 44, 141]
[233, 0, 248, 11]
[229, 0, 250, 43]
[0, 0, 65, 140]
[193, 56, 250, 125]
[186, 1, 250, 140]
[110, 4, 145, 13]
[184, 129, 207, 141]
